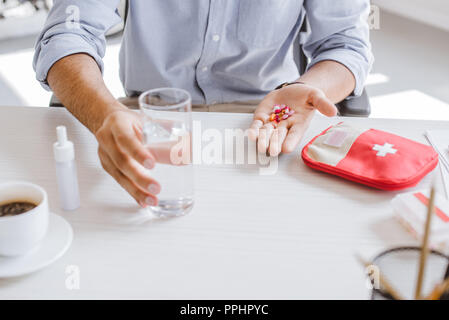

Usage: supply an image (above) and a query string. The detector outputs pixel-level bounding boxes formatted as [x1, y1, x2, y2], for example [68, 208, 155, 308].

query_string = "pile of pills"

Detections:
[269, 105, 295, 126]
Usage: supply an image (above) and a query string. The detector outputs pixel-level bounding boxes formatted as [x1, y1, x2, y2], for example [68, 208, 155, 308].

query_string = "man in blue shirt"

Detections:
[34, 0, 373, 207]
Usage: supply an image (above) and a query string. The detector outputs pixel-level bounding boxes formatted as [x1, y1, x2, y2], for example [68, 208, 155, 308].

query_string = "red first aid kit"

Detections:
[301, 123, 439, 190]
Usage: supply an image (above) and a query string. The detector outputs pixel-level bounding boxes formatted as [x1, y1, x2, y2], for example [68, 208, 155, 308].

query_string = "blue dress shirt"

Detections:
[33, 0, 373, 105]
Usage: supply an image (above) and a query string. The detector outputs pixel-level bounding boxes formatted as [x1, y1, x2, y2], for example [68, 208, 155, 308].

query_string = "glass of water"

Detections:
[139, 88, 194, 217]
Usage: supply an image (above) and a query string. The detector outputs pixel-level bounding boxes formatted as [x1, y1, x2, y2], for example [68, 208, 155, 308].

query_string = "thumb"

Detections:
[309, 90, 338, 117]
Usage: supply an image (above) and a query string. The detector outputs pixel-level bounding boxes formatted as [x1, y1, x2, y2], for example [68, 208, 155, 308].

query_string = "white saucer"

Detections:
[0, 213, 73, 278]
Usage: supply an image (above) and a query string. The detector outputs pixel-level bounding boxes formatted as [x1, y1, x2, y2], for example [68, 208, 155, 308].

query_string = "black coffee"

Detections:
[0, 201, 37, 217]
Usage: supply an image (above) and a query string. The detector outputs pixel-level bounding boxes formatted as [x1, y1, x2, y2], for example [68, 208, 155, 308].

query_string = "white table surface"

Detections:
[0, 106, 447, 299]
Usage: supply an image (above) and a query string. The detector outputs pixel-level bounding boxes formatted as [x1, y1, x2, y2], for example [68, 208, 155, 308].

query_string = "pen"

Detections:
[414, 186, 435, 299]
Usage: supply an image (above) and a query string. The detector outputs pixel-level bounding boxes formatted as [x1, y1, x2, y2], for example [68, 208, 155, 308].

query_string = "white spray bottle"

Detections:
[53, 126, 80, 211]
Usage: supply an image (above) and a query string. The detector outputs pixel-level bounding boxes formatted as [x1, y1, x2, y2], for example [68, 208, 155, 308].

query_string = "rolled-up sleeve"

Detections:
[33, 0, 121, 91]
[303, 0, 374, 97]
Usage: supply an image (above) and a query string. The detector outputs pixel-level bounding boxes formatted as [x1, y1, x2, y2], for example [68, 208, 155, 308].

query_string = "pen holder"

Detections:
[370, 246, 449, 300]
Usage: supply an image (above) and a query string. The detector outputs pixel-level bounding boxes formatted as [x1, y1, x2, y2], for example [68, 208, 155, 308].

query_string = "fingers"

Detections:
[98, 148, 159, 207]
[309, 90, 338, 117]
[253, 110, 271, 123]
[95, 111, 162, 207]
[250, 112, 271, 142]
[282, 122, 308, 153]
[269, 126, 288, 157]
[103, 137, 161, 195]
[253, 102, 292, 155]
[97, 124, 160, 194]
[257, 123, 275, 154]
[250, 86, 334, 155]
[248, 119, 263, 141]
[112, 121, 156, 169]
[249, 97, 276, 141]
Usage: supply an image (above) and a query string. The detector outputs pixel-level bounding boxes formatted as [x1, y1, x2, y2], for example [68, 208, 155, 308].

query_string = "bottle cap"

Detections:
[53, 126, 75, 162]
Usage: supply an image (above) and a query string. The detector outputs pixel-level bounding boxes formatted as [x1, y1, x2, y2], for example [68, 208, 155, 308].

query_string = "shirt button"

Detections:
[202, 66, 208, 72]
[212, 34, 220, 42]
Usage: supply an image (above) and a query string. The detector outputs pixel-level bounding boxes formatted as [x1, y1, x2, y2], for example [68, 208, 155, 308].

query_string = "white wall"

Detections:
[373, 0, 449, 32]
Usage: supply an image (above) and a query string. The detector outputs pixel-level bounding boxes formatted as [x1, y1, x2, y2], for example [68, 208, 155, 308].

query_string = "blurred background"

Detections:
[0, 0, 448, 120]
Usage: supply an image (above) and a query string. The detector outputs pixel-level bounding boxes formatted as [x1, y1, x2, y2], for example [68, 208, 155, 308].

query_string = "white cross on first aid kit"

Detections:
[372, 143, 398, 157]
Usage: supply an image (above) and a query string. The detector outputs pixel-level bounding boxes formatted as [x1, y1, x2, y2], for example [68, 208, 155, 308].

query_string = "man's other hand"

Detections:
[95, 109, 161, 208]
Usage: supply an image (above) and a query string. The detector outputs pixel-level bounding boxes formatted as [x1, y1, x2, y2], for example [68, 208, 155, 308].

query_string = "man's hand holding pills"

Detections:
[249, 83, 338, 156]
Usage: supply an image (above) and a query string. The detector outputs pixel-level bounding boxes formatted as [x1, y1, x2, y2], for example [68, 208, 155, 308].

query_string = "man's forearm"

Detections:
[47, 53, 126, 134]
[298, 60, 356, 104]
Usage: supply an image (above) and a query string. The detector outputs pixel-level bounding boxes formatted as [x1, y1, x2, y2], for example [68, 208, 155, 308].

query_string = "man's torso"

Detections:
[120, 0, 305, 104]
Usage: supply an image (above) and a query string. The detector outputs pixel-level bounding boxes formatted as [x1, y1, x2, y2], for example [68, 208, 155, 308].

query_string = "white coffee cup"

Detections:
[0, 182, 49, 256]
